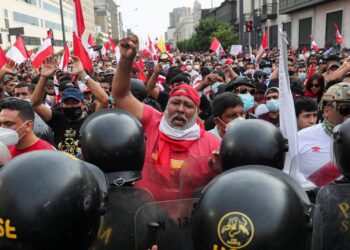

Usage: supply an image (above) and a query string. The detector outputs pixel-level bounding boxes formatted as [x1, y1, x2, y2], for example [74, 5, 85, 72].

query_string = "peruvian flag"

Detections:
[59, 44, 71, 72]
[148, 36, 158, 61]
[138, 58, 145, 72]
[73, 32, 92, 72]
[132, 61, 147, 83]
[0, 46, 8, 68]
[32, 34, 54, 68]
[73, 0, 92, 72]
[310, 36, 319, 53]
[210, 37, 225, 56]
[257, 29, 268, 59]
[6, 35, 29, 64]
[29, 50, 35, 61]
[334, 23, 343, 44]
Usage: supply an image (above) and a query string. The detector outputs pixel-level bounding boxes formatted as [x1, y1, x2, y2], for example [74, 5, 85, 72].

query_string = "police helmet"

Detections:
[333, 119, 350, 178]
[192, 166, 311, 250]
[0, 150, 108, 250]
[220, 119, 288, 170]
[131, 78, 147, 102]
[253, 69, 267, 81]
[80, 109, 146, 186]
[225, 76, 256, 92]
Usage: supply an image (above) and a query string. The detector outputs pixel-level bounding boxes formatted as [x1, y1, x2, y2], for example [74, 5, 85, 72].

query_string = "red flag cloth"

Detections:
[210, 37, 225, 56]
[138, 59, 145, 72]
[109, 37, 117, 53]
[6, 35, 29, 64]
[302, 46, 307, 54]
[32, 38, 54, 68]
[165, 44, 171, 52]
[132, 61, 147, 83]
[73, 0, 85, 38]
[104, 42, 110, 52]
[88, 34, 96, 47]
[0, 46, 8, 68]
[157, 121, 205, 180]
[148, 36, 158, 61]
[311, 36, 319, 53]
[257, 29, 268, 58]
[308, 162, 341, 187]
[334, 23, 343, 44]
[73, 32, 92, 72]
[59, 44, 71, 72]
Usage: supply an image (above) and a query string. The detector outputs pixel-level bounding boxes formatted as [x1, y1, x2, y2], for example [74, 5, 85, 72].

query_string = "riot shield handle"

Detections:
[147, 222, 160, 248]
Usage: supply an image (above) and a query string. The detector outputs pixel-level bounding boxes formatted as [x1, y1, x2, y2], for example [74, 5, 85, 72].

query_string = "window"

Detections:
[325, 10, 343, 47]
[20, 0, 37, 6]
[22, 36, 41, 46]
[269, 25, 278, 48]
[4, 9, 8, 18]
[299, 17, 312, 48]
[43, 2, 67, 17]
[13, 12, 39, 26]
[45, 20, 68, 32]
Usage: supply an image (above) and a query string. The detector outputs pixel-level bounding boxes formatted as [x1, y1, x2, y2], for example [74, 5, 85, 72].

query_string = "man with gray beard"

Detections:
[112, 35, 220, 201]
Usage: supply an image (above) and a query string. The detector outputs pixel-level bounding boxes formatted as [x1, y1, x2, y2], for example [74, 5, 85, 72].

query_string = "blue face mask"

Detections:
[211, 82, 221, 94]
[238, 94, 254, 112]
[263, 67, 272, 75]
[266, 99, 280, 112]
[298, 72, 307, 81]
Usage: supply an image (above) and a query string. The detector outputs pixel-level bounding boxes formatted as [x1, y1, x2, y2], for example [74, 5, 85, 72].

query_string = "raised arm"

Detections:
[0, 60, 16, 81]
[112, 36, 144, 121]
[146, 63, 163, 100]
[69, 56, 109, 111]
[31, 57, 57, 122]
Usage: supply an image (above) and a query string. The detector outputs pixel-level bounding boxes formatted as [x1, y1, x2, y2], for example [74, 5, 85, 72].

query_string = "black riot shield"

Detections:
[135, 198, 199, 250]
[312, 181, 350, 250]
[90, 187, 154, 250]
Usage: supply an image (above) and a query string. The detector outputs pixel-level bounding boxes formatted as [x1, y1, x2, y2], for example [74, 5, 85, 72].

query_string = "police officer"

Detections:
[220, 119, 289, 171]
[312, 118, 350, 250]
[80, 109, 146, 186]
[192, 166, 311, 250]
[0, 150, 108, 250]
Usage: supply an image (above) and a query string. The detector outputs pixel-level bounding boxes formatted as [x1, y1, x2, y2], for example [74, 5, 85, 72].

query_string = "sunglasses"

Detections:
[311, 84, 320, 88]
[236, 87, 256, 95]
[266, 96, 279, 101]
[337, 103, 350, 116]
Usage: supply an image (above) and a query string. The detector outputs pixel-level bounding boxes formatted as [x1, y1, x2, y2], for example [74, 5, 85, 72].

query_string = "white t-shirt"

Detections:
[297, 123, 332, 178]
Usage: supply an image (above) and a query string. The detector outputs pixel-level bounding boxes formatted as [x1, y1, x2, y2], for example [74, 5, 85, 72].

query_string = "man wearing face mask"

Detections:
[259, 60, 273, 76]
[112, 35, 220, 201]
[258, 87, 280, 127]
[31, 56, 109, 156]
[185, 60, 199, 79]
[0, 98, 55, 158]
[210, 92, 244, 140]
[297, 65, 307, 82]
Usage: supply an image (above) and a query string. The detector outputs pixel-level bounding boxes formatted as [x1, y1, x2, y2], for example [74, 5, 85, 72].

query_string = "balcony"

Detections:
[279, 0, 332, 14]
[261, 3, 278, 21]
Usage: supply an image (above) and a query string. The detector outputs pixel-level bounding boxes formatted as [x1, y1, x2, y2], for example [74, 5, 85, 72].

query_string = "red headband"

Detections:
[169, 84, 200, 107]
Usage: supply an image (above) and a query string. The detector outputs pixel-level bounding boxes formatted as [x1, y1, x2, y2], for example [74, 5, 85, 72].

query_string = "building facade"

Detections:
[94, 0, 120, 40]
[169, 7, 192, 29]
[0, 0, 96, 50]
[204, 0, 238, 29]
[0, 0, 74, 50]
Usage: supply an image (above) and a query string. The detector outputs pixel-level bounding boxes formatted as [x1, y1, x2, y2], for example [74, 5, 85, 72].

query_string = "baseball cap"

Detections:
[104, 68, 116, 75]
[321, 82, 350, 109]
[61, 88, 83, 102]
[328, 63, 340, 70]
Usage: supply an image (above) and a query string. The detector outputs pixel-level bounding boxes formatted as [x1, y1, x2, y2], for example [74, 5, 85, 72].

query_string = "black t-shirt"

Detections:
[47, 111, 86, 155]
[157, 91, 169, 111]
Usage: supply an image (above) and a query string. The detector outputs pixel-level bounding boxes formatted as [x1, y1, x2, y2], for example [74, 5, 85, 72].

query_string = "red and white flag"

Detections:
[257, 29, 268, 59]
[6, 35, 29, 64]
[59, 44, 71, 72]
[310, 36, 319, 53]
[32, 34, 54, 68]
[0, 46, 8, 68]
[210, 37, 225, 56]
[334, 23, 343, 44]
[108, 37, 121, 63]
[148, 36, 158, 61]
[73, 0, 92, 72]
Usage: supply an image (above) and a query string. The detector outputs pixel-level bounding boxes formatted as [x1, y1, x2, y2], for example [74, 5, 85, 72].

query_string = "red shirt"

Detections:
[8, 139, 56, 158]
[136, 104, 221, 201]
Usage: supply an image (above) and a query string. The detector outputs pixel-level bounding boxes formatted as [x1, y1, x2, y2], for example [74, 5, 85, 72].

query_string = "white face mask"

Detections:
[0, 127, 19, 146]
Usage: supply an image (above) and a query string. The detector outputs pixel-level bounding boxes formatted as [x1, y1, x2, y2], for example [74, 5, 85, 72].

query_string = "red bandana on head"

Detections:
[157, 84, 203, 179]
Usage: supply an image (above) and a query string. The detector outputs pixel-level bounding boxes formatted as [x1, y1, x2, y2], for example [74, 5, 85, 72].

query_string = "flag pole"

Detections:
[59, 0, 67, 47]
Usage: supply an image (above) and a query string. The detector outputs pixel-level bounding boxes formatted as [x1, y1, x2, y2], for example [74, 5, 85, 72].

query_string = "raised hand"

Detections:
[119, 35, 139, 60]
[41, 56, 58, 78]
[68, 56, 86, 78]
[154, 62, 163, 74]
[0, 60, 17, 75]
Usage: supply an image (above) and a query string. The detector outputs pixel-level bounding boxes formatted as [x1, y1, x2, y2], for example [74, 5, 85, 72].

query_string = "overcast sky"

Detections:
[117, 0, 223, 41]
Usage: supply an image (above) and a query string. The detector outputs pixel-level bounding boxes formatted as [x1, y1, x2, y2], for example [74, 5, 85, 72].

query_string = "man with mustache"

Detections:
[112, 36, 220, 201]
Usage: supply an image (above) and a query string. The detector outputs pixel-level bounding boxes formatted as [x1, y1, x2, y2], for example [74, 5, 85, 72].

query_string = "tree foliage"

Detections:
[177, 18, 238, 52]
